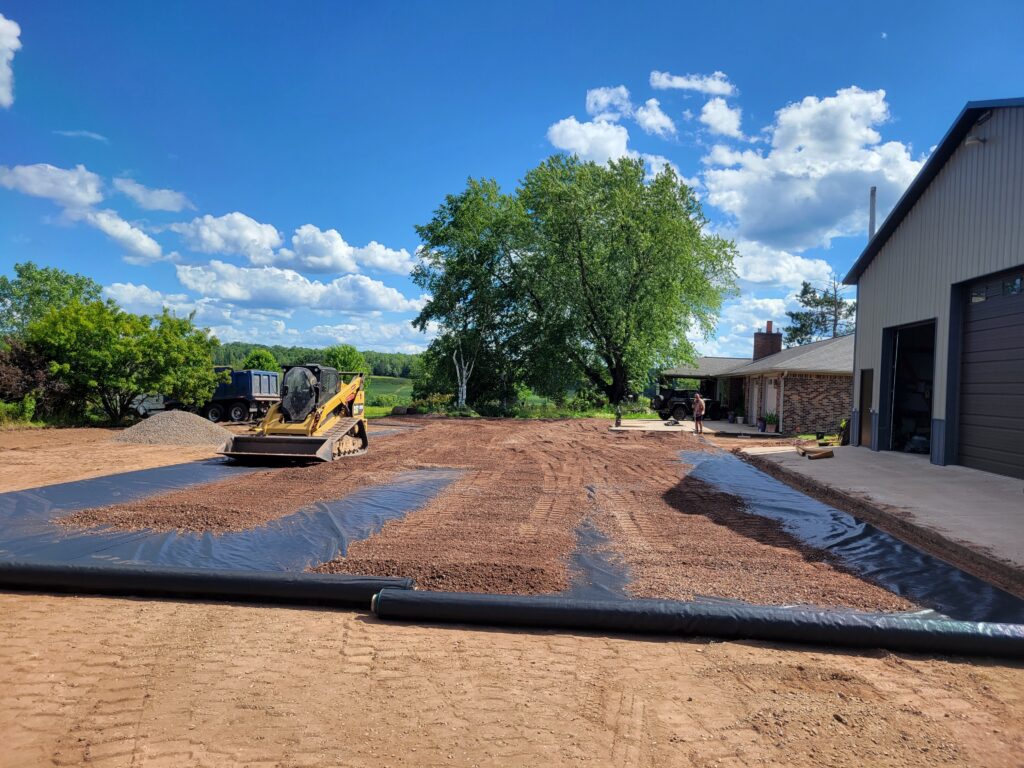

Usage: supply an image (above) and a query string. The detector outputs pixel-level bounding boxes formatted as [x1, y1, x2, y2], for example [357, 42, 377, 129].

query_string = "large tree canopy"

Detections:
[414, 155, 737, 405]
[0, 261, 102, 338]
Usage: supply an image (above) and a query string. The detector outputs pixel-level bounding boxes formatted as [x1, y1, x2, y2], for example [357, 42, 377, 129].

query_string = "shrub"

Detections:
[367, 393, 400, 408]
[446, 405, 481, 418]
[409, 393, 453, 414]
[0, 394, 37, 426]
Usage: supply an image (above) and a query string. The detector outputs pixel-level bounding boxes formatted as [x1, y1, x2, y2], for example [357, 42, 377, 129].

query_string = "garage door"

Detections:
[959, 267, 1024, 479]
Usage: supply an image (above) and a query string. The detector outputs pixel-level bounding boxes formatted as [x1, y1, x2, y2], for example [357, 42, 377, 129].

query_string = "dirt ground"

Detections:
[2, 422, 1023, 767]
[1, 591, 1021, 768]
[62, 418, 910, 610]
[0, 427, 221, 492]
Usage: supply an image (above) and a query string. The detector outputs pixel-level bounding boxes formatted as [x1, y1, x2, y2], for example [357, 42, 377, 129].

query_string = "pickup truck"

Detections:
[650, 387, 722, 422]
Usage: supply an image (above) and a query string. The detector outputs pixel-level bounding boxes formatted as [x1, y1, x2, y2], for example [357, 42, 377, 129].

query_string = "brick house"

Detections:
[739, 325, 854, 434]
[662, 321, 853, 434]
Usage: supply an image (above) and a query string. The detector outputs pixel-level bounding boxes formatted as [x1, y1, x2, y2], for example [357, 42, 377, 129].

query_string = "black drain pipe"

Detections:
[372, 589, 1024, 659]
[0, 560, 412, 608]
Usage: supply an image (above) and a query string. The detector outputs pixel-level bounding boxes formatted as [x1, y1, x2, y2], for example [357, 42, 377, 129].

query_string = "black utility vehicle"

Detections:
[650, 387, 722, 421]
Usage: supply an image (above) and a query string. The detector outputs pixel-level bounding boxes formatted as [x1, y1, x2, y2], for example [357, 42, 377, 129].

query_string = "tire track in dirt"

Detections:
[2, 592, 1022, 767]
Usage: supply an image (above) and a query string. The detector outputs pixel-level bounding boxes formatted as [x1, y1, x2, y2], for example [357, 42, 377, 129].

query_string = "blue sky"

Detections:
[1, 1, 1022, 355]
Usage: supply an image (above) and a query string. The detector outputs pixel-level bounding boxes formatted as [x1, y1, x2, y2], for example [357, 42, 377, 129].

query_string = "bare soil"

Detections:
[1, 591, 1021, 768]
[0, 427, 221, 492]
[3, 423, 1022, 766]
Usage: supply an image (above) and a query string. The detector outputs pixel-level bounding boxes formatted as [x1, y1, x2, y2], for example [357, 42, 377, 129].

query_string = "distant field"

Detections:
[366, 376, 413, 402]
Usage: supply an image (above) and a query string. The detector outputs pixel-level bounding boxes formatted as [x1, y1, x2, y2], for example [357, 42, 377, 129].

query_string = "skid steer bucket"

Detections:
[221, 434, 337, 463]
[220, 418, 368, 464]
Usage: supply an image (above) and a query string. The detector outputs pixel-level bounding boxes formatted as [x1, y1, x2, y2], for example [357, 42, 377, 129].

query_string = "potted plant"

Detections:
[765, 411, 779, 433]
[727, 410, 736, 424]
[735, 405, 746, 425]
[757, 414, 766, 432]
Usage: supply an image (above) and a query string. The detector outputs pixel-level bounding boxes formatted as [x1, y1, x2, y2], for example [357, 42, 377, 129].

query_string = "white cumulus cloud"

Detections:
[114, 177, 193, 212]
[175, 260, 426, 313]
[701, 87, 923, 251]
[585, 85, 632, 121]
[277, 224, 417, 275]
[547, 116, 631, 163]
[352, 240, 416, 274]
[104, 282, 193, 314]
[278, 223, 359, 273]
[0, 13, 21, 108]
[308, 319, 434, 354]
[170, 212, 282, 265]
[634, 98, 676, 137]
[733, 240, 833, 289]
[700, 97, 744, 139]
[649, 70, 736, 96]
[71, 208, 166, 264]
[0, 163, 103, 208]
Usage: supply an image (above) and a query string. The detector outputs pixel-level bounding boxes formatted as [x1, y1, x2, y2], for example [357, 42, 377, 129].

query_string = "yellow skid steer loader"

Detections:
[221, 364, 368, 463]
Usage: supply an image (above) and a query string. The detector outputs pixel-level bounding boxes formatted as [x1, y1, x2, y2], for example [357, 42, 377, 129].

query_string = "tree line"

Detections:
[214, 342, 418, 378]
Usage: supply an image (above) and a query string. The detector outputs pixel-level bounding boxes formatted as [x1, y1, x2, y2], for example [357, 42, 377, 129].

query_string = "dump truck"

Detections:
[221, 364, 368, 463]
[157, 368, 281, 423]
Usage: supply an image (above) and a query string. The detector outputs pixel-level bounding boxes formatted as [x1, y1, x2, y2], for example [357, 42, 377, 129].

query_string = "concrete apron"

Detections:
[740, 444, 1024, 599]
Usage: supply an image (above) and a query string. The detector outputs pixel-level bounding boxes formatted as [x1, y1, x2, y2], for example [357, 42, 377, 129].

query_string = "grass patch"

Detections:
[367, 376, 412, 400]
[364, 405, 395, 419]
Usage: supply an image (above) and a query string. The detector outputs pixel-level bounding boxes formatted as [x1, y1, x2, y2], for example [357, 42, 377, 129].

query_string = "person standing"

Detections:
[692, 392, 706, 435]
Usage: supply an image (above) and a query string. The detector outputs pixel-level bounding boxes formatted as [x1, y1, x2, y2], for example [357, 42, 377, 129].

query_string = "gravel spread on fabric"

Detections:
[316, 419, 915, 611]
[111, 410, 233, 446]
[59, 461, 405, 533]
[64, 417, 916, 609]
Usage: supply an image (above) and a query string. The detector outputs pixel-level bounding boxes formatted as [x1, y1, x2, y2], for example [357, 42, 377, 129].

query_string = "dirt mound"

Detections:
[112, 410, 232, 446]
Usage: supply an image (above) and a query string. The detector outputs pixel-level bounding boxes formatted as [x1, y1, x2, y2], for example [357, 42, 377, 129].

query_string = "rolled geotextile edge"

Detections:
[0, 560, 413, 608]
[372, 589, 1024, 659]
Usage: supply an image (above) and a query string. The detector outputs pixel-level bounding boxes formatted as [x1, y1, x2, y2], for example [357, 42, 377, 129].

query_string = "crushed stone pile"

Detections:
[112, 410, 232, 446]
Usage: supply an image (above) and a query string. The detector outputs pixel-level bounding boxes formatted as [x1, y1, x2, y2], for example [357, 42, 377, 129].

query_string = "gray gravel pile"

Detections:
[112, 410, 232, 446]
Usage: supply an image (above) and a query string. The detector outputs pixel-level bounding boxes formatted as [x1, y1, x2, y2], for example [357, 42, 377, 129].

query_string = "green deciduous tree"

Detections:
[320, 344, 369, 377]
[26, 301, 221, 424]
[783, 279, 856, 347]
[240, 347, 282, 372]
[413, 179, 526, 408]
[0, 261, 102, 338]
[414, 155, 737, 406]
[517, 156, 736, 403]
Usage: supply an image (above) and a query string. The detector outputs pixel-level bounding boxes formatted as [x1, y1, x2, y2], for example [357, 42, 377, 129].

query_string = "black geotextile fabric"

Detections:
[0, 461, 460, 571]
[372, 589, 1024, 659]
[680, 451, 1024, 624]
[564, 518, 630, 600]
[0, 560, 411, 606]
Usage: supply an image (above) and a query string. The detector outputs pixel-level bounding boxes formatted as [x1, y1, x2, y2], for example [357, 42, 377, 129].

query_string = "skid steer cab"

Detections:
[221, 364, 368, 464]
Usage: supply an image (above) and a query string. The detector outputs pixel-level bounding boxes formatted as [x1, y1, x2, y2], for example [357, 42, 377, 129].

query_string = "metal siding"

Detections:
[852, 107, 1024, 421]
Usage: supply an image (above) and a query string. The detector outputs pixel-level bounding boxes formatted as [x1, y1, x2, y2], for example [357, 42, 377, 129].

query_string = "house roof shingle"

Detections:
[662, 356, 751, 378]
[734, 334, 854, 376]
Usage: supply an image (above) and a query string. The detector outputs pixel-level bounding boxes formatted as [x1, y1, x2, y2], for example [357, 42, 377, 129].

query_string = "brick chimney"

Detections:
[753, 320, 782, 361]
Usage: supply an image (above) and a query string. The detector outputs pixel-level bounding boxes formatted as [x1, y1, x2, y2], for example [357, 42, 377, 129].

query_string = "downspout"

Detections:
[779, 372, 786, 433]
